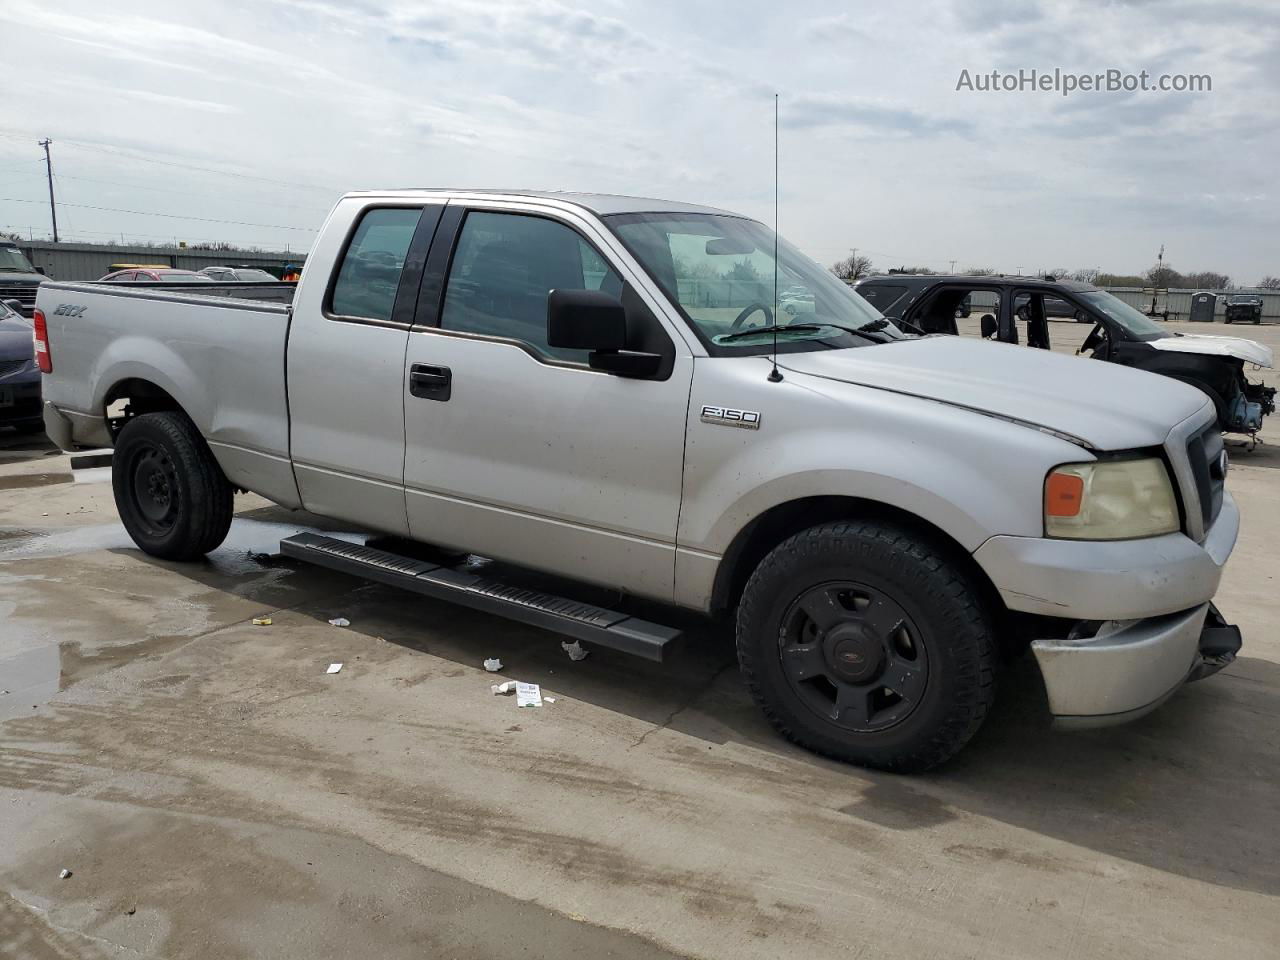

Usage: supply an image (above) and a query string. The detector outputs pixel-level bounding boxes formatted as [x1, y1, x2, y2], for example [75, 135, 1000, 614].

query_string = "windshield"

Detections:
[605, 213, 899, 354]
[0, 245, 36, 274]
[233, 269, 277, 281]
[1077, 290, 1168, 340]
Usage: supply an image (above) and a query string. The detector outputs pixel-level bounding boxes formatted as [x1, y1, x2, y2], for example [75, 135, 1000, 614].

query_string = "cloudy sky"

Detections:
[1, 0, 1276, 281]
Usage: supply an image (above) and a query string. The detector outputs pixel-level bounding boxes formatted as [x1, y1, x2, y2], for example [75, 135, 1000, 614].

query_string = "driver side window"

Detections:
[439, 211, 625, 364]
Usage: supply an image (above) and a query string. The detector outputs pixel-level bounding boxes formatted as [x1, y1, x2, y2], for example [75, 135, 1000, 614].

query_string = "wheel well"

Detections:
[103, 378, 182, 438]
[711, 495, 1009, 628]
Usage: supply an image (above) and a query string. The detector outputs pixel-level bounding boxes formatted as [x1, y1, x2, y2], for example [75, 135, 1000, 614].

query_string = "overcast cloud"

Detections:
[1, 0, 1276, 281]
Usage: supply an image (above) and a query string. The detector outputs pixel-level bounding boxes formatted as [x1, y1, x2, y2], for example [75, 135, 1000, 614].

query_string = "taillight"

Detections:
[33, 308, 51, 373]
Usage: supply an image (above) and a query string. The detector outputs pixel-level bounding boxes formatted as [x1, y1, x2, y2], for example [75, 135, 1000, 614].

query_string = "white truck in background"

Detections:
[34, 189, 1242, 770]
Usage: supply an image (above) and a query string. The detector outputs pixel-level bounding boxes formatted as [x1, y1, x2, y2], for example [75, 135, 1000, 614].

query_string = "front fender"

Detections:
[673, 359, 1087, 610]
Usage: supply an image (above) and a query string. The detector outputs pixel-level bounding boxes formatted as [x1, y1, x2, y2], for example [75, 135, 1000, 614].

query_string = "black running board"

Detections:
[280, 533, 681, 661]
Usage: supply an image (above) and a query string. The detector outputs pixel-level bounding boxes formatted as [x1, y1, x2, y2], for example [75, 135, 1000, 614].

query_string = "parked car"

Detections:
[198, 266, 280, 282]
[855, 273, 1275, 437]
[0, 240, 48, 317]
[0, 296, 42, 433]
[98, 268, 216, 283]
[1224, 294, 1263, 325]
[36, 189, 1243, 771]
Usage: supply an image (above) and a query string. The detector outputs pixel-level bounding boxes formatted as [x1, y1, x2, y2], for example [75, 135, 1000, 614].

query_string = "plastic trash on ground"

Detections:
[560, 640, 589, 661]
[328, 617, 351, 627]
[59, 869, 71, 879]
[326, 663, 343, 674]
[516, 682, 543, 707]
[491, 680, 518, 695]
[252, 617, 272, 626]
[483, 658, 503, 672]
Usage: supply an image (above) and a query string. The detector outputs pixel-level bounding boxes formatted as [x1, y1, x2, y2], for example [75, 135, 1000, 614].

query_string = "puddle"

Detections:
[0, 518, 367, 566]
[0, 473, 72, 491]
[0, 644, 59, 721]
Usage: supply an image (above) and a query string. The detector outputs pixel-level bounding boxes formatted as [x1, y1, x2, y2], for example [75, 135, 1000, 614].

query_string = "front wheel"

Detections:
[736, 520, 997, 772]
[112, 411, 234, 560]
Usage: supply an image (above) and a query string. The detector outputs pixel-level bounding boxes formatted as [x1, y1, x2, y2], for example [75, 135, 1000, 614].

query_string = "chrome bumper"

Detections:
[1032, 603, 1242, 727]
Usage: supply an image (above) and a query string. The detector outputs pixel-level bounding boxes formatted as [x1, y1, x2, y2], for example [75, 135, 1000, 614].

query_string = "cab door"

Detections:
[401, 201, 693, 602]
[287, 201, 441, 535]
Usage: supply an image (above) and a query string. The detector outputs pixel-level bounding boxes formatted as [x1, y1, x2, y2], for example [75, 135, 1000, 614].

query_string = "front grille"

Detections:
[0, 284, 39, 317]
[1185, 423, 1225, 530]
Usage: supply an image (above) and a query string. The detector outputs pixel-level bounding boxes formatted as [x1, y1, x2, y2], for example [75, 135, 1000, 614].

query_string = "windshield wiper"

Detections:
[718, 321, 893, 344]
[717, 323, 826, 343]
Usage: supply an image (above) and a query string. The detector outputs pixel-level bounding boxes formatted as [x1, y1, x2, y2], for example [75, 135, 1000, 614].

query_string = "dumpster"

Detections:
[1190, 292, 1217, 323]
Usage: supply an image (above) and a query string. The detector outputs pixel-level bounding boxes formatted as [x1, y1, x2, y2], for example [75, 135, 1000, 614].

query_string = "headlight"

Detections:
[1044, 457, 1179, 540]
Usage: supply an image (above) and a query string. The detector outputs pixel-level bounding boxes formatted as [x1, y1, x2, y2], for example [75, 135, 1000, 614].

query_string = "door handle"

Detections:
[409, 363, 452, 401]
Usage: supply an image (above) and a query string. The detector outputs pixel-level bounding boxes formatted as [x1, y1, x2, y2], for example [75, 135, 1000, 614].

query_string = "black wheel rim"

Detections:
[126, 443, 181, 536]
[777, 580, 928, 733]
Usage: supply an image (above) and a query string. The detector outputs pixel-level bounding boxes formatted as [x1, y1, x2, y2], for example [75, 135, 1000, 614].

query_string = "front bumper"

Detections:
[0, 377, 41, 424]
[1032, 603, 1242, 726]
[973, 491, 1239, 621]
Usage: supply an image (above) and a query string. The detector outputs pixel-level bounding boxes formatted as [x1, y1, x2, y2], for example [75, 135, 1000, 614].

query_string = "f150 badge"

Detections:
[53, 304, 87, 317]
[700, 405, 761, 430]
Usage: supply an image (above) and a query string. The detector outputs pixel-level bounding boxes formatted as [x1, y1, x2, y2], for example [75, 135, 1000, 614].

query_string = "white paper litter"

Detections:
[326, 663, 343, 674]
[516, 682, 542, 707]
[544, 696, 557, 704]
[328, 617, 351, 627]
[59, 868, 72, 880]
[560, 640, 589, 661]
[491, 680, 518, 695]
[483, 658, 503, 673]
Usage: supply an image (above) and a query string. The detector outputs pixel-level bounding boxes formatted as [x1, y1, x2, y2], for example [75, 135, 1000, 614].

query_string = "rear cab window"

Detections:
[329, 207, 422, 322]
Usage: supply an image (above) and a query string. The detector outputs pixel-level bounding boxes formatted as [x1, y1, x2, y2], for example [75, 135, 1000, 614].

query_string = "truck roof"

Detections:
[342, 188, 741, 218]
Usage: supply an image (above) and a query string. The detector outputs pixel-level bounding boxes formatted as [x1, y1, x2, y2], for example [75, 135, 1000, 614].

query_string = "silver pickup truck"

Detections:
[35, 189, 1242, 770]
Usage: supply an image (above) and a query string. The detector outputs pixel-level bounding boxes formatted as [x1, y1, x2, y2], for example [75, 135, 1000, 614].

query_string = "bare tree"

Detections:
[1145, 262, 1183, 288]
[963, 267, 999, 276]
[830, 252, 874, 281]
[1096, 273, 1146, 286]
[1258, 276, 1280, 289]
[1070, 268, 1099, 283]
[1182, 271, 1231, 290]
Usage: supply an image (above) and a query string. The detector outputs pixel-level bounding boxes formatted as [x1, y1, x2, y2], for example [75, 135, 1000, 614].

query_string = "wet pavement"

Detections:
[1, 405, 1279, 959]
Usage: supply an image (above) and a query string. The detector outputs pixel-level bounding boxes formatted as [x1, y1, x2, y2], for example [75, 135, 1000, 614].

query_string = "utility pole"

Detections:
[1151, 243, 1164, 316]
[39, 139, 59, 243]
[949, 260, 957, 272]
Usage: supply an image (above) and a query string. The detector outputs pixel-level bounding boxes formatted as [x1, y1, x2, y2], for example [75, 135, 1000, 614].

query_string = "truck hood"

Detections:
[777, 336, 1209, 450]
[1151, 334, 1272, 367]
[0, 271, 44, 285]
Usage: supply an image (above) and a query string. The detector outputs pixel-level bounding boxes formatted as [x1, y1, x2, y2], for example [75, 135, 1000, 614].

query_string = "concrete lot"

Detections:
[2, 320, 1278, 959]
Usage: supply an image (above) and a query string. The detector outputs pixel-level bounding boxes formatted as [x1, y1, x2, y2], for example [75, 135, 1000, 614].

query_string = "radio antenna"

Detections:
[768, 92, 783, 383]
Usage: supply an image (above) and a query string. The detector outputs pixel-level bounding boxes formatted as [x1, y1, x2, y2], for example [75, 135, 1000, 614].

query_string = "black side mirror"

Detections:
[34, 266, 46, 276]
[547, 289, 662, 378]
[980, 314, 998, 338]
[3, 299, 22, 315]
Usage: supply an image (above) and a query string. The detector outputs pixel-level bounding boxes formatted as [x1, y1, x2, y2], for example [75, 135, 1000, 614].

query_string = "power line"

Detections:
[52, 172, 329, 214]
[0, 196, 317, 232]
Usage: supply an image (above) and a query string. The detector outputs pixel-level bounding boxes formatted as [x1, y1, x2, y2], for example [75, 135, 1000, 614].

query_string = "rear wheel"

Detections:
[736, 520, 997, 772]
[112, 411, 233, 560]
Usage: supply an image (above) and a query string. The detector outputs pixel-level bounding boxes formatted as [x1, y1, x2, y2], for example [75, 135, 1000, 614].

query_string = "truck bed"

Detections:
[36, 279, 300, 508]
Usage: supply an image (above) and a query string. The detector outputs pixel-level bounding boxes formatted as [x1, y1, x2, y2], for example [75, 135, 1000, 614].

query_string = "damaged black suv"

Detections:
[854, 274, 1275, 438]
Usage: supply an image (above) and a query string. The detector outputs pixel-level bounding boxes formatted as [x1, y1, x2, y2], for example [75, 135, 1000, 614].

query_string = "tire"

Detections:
[112, 411, 234, 560]
[736, 520, 996, 772]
